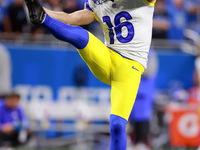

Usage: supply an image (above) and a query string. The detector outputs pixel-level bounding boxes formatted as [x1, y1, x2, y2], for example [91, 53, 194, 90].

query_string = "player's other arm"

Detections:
[44, 8, 95, 26]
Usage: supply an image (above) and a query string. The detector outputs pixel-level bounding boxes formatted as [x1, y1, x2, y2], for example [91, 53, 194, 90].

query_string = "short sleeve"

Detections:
[85, 0, 93, 12]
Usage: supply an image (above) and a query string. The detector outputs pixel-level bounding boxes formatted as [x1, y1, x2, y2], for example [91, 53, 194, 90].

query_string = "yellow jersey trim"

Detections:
[144, 0, 156, 6]
[93, 13, 98, 21]
[84, 3, 86, 9]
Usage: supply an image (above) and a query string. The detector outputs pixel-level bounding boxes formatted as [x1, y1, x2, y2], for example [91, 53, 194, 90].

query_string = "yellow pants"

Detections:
[78, 32, 144, 120]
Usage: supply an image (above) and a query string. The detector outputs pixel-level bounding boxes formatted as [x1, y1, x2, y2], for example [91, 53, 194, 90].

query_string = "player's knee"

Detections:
[110, 115, 127, 136]
[110, 121, 123, 135]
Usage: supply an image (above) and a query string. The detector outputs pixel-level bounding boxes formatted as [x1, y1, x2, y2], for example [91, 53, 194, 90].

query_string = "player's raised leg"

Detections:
[25, 0, 112, 84]
[42, 14, 89, 49]
[25, 0, 89, 49]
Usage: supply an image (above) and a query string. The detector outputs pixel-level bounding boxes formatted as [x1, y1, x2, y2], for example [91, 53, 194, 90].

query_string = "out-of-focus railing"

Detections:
[151, 39, 185, 50]
[0, 32, 105, 47]
[0, 32, 71, 47]
[0, 32, 199, 53]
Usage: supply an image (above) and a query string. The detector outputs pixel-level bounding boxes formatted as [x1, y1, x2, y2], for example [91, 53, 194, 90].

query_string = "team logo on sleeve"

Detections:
[92, 0, 108, 4]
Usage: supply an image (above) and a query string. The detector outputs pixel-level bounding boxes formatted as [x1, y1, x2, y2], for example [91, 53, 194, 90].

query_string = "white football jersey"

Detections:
[85, 0, 155, 68]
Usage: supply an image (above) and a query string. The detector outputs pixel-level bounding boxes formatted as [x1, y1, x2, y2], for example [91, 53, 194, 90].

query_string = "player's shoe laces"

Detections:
[25, 0, 46, 25]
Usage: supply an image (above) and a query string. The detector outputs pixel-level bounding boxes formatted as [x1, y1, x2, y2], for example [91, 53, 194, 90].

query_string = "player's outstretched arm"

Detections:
[44, 8, 95, 26]
[25, 0, 95, 26]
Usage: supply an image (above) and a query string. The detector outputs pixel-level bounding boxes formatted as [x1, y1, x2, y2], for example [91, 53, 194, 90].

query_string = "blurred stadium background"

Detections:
[0, 0, 200, 149]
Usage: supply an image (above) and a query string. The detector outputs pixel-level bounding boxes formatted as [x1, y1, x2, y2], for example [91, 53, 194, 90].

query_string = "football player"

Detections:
[25, 0, 156, 149]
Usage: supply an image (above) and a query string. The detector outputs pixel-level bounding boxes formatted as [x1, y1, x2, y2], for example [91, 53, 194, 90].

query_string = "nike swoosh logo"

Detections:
[132, 66, 139, 71]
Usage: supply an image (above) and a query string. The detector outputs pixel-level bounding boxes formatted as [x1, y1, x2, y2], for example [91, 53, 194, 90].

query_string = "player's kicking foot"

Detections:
[25, 0, 46, 25]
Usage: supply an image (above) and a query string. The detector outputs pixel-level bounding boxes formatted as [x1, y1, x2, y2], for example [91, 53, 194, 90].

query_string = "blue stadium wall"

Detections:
[3, 44, 196, 99]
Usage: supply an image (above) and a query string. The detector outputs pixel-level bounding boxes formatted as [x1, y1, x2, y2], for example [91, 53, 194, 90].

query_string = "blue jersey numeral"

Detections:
[103, 11, 134, 44]
[103, 16, 115, 44]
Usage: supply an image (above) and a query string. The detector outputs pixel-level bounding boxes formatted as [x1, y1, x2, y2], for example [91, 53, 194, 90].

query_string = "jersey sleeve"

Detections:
[85, 0, 93, 12]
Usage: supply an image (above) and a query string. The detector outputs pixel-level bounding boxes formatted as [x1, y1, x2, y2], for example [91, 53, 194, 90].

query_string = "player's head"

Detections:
[92, 0, 108, 5]
[4, 92, 20, 109]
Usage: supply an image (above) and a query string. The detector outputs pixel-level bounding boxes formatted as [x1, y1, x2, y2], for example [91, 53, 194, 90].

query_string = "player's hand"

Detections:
[1, 124, 14, 134]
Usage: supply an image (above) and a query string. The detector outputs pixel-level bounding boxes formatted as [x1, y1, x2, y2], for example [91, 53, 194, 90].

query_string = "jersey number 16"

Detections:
[103, 11, 135, 44]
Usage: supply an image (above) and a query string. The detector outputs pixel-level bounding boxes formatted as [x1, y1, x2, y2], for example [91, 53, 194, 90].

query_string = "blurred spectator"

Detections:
[187, 56, 200, 103]
[77, 0, 85, 10]
[0, 0, 13, 38]
[2, 0, 13, 7]
[187, 0, 200, 35]
[63, 0, 78, 13]
[185, 0, 198, 27]
[0, 0, 8, 32]
[0, 0, 199, 42]
[153, 0, 171, 39]
[2, 0, 46, 41]
[167, 0, 187, 40]
[74, 64, 88, 87]
[129, 51, 158, 150]
[4, 0, 28, 40]
[0, 44, 11, 98]
[0, 93, 30, 148]
[43, 0, 62, 11]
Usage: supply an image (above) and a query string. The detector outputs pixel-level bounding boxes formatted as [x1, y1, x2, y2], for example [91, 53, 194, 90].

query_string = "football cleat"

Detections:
[25, 0, 46, 25]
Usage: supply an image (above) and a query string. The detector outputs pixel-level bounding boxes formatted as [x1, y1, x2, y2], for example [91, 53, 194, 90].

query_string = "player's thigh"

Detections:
[110, 57, 144, 120]
[77, 32, 111, 85]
